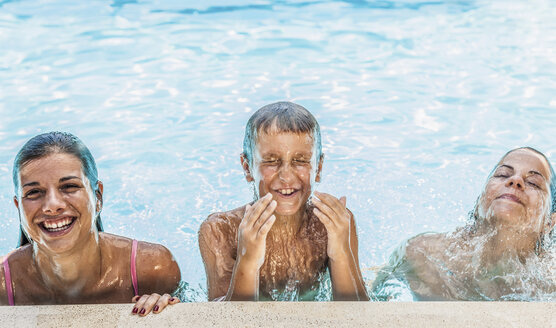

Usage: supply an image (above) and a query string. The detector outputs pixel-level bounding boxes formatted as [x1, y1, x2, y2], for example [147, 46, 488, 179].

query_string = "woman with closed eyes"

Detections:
[373, 147, 556, 301]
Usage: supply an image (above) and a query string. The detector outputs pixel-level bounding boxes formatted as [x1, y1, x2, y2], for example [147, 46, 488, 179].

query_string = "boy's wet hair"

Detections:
[242, 101, 322, 165]
[13, 131, 104, 247]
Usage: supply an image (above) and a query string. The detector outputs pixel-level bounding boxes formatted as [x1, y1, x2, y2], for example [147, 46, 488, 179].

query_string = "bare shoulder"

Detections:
[0, 246, 33, 305]
[101, 232, 180, 294]
[199, 205, 245, 241]
[404, 232, 448, 267]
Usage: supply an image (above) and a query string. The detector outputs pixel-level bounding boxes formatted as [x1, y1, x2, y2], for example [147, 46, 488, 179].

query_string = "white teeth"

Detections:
[43, 218, 73, 231]
[279, 189, 295, 195]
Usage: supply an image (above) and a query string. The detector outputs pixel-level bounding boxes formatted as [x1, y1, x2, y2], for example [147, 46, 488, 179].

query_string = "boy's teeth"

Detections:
[279, 189, 294, 195]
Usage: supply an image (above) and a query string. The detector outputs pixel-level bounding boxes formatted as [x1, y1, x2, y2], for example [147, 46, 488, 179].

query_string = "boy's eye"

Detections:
[262, 160, 280, 165]
[293, 159, 310, 164]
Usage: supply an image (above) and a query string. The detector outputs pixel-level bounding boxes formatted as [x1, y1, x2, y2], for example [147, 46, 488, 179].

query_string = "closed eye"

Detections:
[61, 184, 81, 192]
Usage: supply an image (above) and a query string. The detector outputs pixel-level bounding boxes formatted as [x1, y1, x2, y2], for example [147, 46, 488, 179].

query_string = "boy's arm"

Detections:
[199, 196, 277, 301]
[313, 191, 369, 301]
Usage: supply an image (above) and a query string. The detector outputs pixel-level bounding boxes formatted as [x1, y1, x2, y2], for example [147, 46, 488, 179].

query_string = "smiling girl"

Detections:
[0, 132, 180, 315]
[198, 101, 369, 301]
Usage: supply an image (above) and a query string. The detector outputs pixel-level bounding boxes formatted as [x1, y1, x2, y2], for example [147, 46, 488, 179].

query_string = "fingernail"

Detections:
[153, 305, 159, 312]
[132, 307, 138, 314]
[139, 308, 145, 315]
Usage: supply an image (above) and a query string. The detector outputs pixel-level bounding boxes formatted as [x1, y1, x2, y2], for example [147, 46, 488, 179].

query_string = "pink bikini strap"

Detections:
[2, 256, 14, 306]
[131, 239, 139, 296]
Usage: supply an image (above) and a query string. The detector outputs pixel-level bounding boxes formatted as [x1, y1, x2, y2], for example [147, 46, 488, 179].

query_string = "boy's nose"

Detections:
[278, 162, 295, 183]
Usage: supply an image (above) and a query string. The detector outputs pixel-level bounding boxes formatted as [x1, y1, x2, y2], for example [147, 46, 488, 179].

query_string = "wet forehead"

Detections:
[255, 131, 315, 157]
[500, 149, 551, 180]
[19, 153, 83, 183]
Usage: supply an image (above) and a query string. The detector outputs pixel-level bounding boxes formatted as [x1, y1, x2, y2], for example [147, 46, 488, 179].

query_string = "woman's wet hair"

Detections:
[13, 131, 103, 247]
[242, 101, 322, 165]
[471, 147, 556, 246]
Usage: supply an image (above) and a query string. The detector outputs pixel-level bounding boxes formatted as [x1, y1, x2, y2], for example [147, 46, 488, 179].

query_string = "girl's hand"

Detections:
[131, 293, 179, 316]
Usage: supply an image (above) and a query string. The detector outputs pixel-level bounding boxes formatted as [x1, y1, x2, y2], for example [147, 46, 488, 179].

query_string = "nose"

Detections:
[278, 162, 295, 183]
[505, 174, 524, 190]
[42, 189, 66, 214]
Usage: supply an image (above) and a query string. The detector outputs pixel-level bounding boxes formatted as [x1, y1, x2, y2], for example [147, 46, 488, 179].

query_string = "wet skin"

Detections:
[199, 130, 368, 301]
[373, 149, 556, 301]
[0, 153, 180, 310]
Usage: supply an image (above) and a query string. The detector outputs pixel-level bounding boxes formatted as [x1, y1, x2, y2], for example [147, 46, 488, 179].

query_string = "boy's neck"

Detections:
[269, 208, 307, 238]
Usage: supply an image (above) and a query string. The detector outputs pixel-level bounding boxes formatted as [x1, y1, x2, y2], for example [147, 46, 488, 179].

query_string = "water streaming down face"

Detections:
[373, 148, 556, 301]
[1, 0, 556, 302]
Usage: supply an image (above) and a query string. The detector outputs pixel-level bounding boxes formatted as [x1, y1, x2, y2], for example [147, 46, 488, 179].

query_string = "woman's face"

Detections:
[14, 153, 100, 254]
[478, 149, 553, 234]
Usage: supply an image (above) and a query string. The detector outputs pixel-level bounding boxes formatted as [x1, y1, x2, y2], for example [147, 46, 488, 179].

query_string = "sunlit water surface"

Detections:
[0, 0, 555, 301]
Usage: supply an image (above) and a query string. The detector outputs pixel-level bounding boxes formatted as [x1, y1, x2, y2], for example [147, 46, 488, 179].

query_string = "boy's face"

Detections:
[243, 130, 322, 216]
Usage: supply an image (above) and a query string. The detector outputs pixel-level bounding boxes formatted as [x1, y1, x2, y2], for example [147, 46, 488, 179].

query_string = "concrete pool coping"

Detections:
[1, 302, 554, 327]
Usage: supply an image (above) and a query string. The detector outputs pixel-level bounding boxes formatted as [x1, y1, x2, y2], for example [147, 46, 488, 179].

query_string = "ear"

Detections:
[95, 181, 104, 213]
[14, 196, 19, 211]
[240, 154, 254, 182]
[315, 154, 324, 183]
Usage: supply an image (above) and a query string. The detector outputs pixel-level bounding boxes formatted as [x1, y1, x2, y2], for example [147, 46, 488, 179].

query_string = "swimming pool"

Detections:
[0, 0, 555, 301]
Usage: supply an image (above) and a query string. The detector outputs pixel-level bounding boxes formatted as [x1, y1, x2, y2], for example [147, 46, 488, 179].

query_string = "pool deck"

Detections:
[1, 302, 554, 327]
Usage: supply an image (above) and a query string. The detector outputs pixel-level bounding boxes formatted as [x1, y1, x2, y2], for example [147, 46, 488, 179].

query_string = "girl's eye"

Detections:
[24, 189, 42, 199]
[263, 160, 279, 165]
[494, 173, 510, 178]
[527, 181, 541, 189]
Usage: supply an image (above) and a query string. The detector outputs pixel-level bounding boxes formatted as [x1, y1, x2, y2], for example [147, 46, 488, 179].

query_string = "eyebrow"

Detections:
[22, 176, 81, 188]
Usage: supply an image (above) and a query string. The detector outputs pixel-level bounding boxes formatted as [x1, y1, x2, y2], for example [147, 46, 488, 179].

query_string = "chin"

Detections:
[274, 204, 303, 216]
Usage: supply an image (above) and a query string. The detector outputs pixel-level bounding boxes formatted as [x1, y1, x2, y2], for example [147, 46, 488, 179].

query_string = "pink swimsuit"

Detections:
[3, 239, 139, 305]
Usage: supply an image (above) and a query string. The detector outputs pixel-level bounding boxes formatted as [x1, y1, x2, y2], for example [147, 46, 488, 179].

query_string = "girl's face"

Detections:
[478, 149, 553, 235]
[14, 153, 101, 254]
[243, 130, 322, 216]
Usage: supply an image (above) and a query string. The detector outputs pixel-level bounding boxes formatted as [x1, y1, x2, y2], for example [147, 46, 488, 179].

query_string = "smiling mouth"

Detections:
[39, 217, 77, 234]
[496, 194, 523, 205]
[276, 188, 298, 197]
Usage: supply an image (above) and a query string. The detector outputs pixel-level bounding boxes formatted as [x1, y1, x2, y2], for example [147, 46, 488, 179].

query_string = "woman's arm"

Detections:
[132, 241, 181, 315]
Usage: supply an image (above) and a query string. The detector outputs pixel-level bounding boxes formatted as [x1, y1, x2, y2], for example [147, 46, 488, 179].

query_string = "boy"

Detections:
[199, 101, 368, 301]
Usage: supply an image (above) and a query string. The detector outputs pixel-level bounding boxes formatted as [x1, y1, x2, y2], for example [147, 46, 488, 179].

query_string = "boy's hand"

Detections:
[237, 193, 277, 270]
[312, 191, 352, 261]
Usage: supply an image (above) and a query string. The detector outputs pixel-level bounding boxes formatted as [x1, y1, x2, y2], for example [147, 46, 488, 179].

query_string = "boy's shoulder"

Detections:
[200, 204, 247, 235]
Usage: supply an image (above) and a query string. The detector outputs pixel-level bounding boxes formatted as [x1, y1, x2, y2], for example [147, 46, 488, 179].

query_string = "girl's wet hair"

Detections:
[13, 131, 103, 247]
[471, 147, 556, 245]
[242, 101, 322, 165]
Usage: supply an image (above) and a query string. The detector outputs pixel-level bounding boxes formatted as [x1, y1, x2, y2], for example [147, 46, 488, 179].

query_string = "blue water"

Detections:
[1, 0, 555, 301]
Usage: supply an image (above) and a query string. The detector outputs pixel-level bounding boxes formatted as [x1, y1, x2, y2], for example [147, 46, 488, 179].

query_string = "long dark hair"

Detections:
[13, 131, 104, 247]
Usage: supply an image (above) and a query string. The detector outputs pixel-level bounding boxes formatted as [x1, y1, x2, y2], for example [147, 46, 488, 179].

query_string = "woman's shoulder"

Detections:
[0, 245, 33, 305]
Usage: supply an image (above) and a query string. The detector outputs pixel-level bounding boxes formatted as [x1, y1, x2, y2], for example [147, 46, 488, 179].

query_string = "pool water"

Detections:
[0, 0, 555, 301]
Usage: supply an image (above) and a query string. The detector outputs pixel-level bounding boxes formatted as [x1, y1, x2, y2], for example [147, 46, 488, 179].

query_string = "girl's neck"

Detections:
[33, 232, 103, 295]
